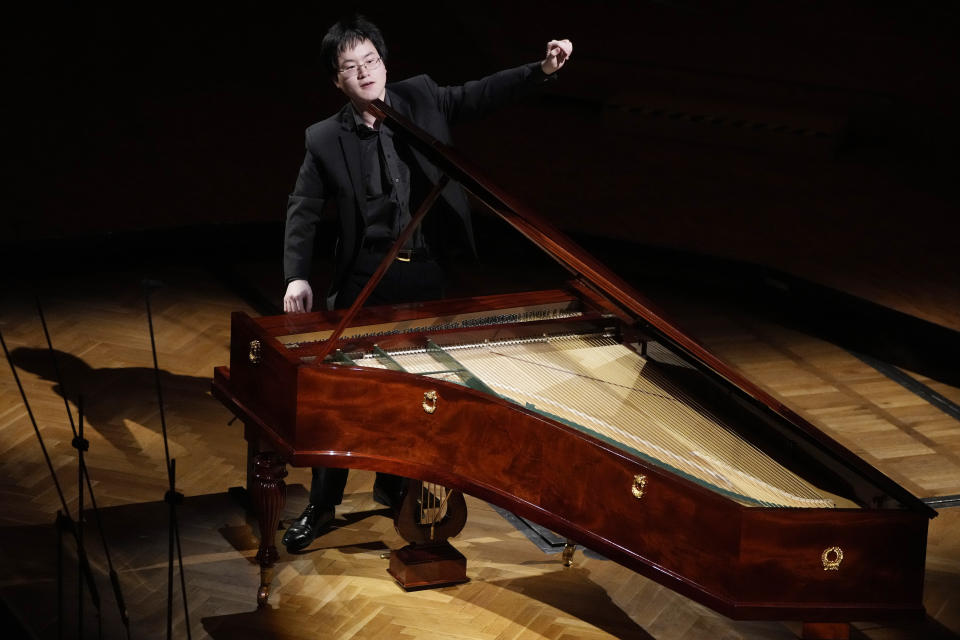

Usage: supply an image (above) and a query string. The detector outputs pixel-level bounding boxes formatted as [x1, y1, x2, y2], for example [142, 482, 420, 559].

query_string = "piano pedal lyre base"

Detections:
[387, 541, 469, 590]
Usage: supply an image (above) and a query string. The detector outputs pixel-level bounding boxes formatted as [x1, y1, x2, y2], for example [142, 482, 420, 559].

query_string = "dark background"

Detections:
[6, 1, 960, 332]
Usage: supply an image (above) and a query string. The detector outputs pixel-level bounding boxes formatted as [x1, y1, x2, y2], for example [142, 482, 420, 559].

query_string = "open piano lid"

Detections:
[367, 98, 936, 519]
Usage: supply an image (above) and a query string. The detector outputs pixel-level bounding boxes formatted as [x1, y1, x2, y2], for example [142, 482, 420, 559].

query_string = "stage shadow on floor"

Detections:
[0, 490, 285, 639]
[7, 347, 217, 464]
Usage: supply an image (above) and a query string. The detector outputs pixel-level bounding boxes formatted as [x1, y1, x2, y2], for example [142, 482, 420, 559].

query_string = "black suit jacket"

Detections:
[282, 62, 555, 303]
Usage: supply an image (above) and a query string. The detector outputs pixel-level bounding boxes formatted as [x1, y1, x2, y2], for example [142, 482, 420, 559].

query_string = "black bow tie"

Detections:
[357, 125, 378, 140]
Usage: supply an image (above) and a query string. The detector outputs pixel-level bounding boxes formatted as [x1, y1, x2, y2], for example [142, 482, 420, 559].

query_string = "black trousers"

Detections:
[309, 250, 445, 508]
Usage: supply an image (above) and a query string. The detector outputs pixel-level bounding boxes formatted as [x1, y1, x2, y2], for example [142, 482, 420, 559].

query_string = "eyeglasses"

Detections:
[338, 57, 382, 78]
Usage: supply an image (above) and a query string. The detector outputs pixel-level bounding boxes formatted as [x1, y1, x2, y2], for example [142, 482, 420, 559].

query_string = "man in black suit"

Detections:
[281, 15, 572, 552]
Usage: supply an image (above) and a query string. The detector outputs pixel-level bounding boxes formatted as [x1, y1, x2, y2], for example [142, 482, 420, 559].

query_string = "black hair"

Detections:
[320, 15, 388, 77]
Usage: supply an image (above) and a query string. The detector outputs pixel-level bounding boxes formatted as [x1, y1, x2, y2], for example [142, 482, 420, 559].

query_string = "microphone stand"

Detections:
[0, 328, 101, 637]
[57, 509, 64, 640]
[35, 298, 131, 638]
[143, 280, 192, 640]
[76, 396, 86, 637]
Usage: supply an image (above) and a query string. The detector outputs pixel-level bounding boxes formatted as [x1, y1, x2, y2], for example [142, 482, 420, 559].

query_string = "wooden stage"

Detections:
[1, 264, 958, 639]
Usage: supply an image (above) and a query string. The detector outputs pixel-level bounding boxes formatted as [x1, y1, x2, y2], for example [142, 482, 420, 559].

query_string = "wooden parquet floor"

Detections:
[1, 266, 958, 639]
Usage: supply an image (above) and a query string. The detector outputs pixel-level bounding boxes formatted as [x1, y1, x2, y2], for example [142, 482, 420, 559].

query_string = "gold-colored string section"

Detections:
[443, 335, 835, 508]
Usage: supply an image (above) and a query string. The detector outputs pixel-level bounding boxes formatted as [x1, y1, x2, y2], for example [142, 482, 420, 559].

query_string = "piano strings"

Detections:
[351, 333, 840, 509]
[417, 483, 453, 539]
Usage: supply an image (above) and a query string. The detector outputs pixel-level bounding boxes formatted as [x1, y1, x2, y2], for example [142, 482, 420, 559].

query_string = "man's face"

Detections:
[333, 38, 387, 106]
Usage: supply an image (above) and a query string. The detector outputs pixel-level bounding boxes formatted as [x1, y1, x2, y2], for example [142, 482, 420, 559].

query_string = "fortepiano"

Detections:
[212, 99, 935, 639]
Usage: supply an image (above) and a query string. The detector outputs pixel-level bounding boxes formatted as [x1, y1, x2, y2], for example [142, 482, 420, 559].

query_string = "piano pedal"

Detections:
[562, 540, 577, 567]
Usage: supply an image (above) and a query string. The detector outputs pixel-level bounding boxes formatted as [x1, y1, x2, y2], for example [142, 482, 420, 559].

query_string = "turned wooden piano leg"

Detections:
[250, 451, 287, 607]
[801, 622, 850, 639]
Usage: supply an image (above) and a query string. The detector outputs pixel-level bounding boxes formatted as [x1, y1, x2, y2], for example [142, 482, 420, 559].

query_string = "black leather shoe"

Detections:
[281, 504, 334, 552]
[373, 483, 401, 511]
